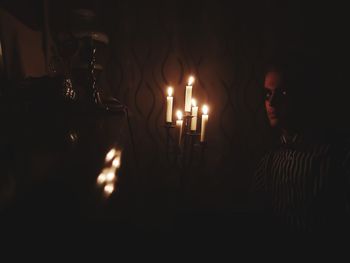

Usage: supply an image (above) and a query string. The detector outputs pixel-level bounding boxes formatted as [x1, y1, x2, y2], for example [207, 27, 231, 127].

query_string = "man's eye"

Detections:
[265, 91, 272, 100]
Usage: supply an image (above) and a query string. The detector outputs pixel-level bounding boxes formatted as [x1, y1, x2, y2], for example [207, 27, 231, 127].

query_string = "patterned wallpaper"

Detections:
[88, 0, 308, 214]
[0, 0, 347, 227]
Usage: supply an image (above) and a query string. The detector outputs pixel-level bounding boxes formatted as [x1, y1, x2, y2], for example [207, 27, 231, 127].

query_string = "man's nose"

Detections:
[268, 93, 278, 107]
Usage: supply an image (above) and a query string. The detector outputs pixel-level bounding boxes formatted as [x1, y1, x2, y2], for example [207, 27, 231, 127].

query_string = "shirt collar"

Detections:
[280, 133, 299, 145]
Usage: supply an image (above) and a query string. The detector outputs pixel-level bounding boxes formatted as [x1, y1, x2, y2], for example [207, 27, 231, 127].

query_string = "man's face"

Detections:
[264, 71, 289, 128]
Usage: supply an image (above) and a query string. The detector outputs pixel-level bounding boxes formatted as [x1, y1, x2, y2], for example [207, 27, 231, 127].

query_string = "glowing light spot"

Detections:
[188, 76, 195, 86]
[97, 173, 106, 185]
[202, 105, 209, 115]
[104, 184, 114, 194]
[105, 148, 117, 162]
[167, 87, 173, 96]
[176, 110, 183, 120]
[192, 99, 197, 107]
[106, 171, 115, 182]
[112, 158, 120, 168]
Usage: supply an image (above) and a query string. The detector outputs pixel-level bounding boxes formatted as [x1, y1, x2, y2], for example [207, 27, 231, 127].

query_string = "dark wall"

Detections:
[70, 0, 349, 221]
[2, 0, 348, 230]
[95, 0, 273, 215]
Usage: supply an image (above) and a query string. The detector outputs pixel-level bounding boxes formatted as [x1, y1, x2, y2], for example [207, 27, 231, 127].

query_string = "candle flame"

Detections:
[112, 157, 120, 168]
[176, 110, 183, 120]
[167, 87, 173, 96]
[202, 105, 209, 115]
[191, 98, 197, 107]
[188, 76, 195, 86]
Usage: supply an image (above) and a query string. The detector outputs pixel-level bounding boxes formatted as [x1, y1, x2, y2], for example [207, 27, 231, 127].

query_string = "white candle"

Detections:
[185, 76, 194, 112]
[176, 110, 183, 145]
[200, 105, 209, 142]
[166, 87, 173, 123]
[190, 99, 198, 131]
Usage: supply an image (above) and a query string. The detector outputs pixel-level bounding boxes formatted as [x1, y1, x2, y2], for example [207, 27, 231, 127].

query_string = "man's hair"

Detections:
[263, 50, 332, 131]
[264, 51, 325, 93]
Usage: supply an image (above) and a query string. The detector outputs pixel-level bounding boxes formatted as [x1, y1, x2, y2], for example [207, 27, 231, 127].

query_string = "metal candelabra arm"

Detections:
[87, 41, 102, 106]
[164, 113, 207, 169]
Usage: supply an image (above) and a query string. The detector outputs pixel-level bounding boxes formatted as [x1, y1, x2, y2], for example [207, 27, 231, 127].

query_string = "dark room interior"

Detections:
[1, 0, 349, 243]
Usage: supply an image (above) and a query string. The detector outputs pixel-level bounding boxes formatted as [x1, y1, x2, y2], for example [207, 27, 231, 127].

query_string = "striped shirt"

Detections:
[253, 132, 350, 232]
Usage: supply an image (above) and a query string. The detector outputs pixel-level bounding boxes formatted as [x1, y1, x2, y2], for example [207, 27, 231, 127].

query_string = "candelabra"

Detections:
[163, 78, 209, 206]
[164, 112, 207, 169]
[164, 111, 207, 211]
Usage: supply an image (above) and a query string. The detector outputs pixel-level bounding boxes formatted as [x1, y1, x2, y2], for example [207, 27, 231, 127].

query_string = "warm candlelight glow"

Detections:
[185, 77, 194, 112]
[105, 148, 117, 162]
[112, 158, 120, 168]
[167, 86, 173, 96]
[176, 110, 184, 145]
[192, 98, 197, 107]
[104, 184, 114, 194]
[188, 76, 195, 86]
[176, 110, 183, 120]
[201, 105, 209, 142]
[166, 87, 174, 123]
[106, 170, 115, 182]
[191, 99, 198, 131]
[202, 105, 209, 115]
[97, 173, 106, 185]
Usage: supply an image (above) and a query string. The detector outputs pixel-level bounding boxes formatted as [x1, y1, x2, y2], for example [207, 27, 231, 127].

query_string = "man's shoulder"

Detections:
[303, 129, 350, 148]
[329, 130, 350, 150]
[322, 130, 350, 166]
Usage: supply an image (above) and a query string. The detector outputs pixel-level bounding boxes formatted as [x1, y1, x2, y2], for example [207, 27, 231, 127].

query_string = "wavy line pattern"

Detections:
[103, 1, 270, 179]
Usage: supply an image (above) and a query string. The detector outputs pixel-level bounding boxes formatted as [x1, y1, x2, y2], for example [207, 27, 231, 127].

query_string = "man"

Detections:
[252, 53, 350, 234]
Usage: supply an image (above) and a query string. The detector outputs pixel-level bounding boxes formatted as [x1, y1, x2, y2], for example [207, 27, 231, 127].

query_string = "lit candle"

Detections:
[190, 99, 198, 131]
[166, 87, 173, 123]
[176, 110, 183, 145]
[200, 105, 209, 142]
[185, 76, 194, 113]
